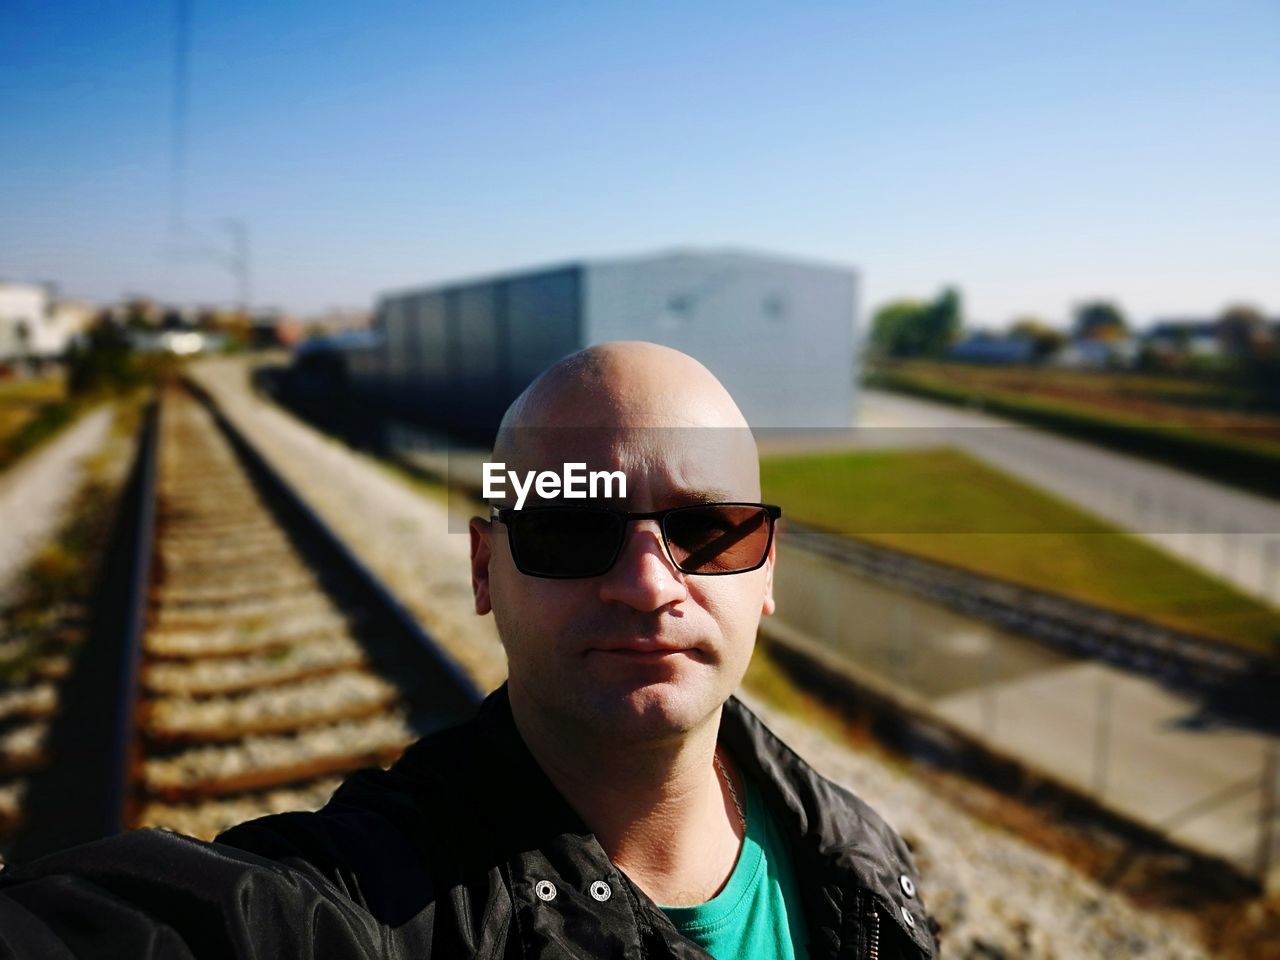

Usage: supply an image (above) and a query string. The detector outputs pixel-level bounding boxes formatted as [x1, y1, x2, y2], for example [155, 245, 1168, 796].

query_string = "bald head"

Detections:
[492, 341, 760, 504]
[496, 342, 749, 457]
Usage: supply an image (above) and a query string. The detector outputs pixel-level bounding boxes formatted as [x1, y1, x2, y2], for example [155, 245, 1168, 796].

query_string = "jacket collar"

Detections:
[412, 683, 932, 958]
[718, 696, 934, 956]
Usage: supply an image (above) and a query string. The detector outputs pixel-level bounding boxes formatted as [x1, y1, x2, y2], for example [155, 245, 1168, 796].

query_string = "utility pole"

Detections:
[220, 219, 251, 313]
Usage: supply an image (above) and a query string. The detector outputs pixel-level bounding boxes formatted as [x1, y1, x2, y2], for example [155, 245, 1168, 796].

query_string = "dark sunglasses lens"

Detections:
[509, 509, 621, 577]
[665, 505, 772, 574]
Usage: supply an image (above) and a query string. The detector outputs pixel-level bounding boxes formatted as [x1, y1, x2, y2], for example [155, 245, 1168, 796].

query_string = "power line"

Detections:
[170, 0, 190, 234]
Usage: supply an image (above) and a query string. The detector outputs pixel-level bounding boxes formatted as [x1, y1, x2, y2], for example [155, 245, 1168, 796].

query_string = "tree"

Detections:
[870, 300, 927, 357]
[1217, 304, 1268, 358]
[1009, 316, 1065, 359]
[1072, 301, 1128, 341]
[870, 287, 963, 358]
[925, 288, 963, 354]
[66, 312, 135, 395]
[1216, 303, 1279, 407]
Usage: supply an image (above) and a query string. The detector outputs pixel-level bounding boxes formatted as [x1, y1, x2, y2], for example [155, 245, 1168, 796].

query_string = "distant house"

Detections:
[0, 283, 46, 363]
[1144, 320, 1223, 360]
[0, 282, 93, 365]
[947, 332, 1037, 364]
[1053, 337, 1140, 369]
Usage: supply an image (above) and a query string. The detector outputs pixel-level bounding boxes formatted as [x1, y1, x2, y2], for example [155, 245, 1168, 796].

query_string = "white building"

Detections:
[0, 283, 94, 363]
[0, 283, 48, 363]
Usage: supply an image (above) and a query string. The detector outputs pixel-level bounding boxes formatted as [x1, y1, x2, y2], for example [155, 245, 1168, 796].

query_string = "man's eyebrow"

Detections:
[672, 488, 738, 504]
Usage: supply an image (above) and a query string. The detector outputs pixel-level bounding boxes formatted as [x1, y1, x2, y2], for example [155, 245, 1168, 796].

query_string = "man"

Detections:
[0, 342, 935, 959]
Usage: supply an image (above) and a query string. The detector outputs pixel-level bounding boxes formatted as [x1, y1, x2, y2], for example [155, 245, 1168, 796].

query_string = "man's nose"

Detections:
[597, 520, 688, 611]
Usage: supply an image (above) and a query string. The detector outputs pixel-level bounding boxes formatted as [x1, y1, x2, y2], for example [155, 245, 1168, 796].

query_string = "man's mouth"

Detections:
[596, 647, 686, 657]
[588, 641, 702, 661]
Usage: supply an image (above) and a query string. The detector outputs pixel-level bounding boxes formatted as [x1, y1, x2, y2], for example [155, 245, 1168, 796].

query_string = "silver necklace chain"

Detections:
[714, 750, 746, 833]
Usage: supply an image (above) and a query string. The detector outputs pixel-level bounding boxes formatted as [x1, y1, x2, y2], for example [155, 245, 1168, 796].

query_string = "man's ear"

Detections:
[470, 516, 494, 615]
[761, 532, 777, 617]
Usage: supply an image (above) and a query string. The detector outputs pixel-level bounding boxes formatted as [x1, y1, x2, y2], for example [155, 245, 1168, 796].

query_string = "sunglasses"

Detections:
[489, 502, 782, 579]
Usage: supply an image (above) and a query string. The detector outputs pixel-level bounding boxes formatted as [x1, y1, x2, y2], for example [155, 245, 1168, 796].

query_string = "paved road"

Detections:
[0, 407, 112, 604]
[772, 540, 1279, 889]
[852, 388, 1280, 607]
[774, 542, 1074, 698]
[935, 661, 1275, 881]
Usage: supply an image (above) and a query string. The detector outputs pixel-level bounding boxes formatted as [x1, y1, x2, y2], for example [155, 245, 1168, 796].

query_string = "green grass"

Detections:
[761, 448, 1280, 655]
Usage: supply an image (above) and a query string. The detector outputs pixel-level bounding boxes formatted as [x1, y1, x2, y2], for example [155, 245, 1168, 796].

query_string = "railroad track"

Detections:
[127, 385, 480, 840]
[1, 384, 481, 857]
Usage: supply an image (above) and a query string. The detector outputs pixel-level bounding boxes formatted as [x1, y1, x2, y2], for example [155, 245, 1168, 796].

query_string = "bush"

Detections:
[65, 317, 176, 397]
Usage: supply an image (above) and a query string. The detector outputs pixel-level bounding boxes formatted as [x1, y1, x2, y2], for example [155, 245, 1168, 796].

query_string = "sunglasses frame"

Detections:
[490, 502, 782, 579]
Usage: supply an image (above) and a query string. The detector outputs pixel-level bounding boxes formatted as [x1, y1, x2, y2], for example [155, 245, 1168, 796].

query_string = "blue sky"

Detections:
[2, 0, 1277, 326]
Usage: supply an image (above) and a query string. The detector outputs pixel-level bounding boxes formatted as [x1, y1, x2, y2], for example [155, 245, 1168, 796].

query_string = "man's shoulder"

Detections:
[215, 707, 496, 912]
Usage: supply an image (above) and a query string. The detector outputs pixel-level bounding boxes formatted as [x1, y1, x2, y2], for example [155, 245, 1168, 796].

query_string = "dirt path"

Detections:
[0, 407, 112, 604]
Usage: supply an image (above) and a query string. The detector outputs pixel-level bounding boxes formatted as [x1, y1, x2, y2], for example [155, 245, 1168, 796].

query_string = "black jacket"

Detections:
[0, 686, 937, 959]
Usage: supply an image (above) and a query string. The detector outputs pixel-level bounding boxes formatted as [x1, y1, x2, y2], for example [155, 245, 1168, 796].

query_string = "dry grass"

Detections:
[0, 375, 68, 465]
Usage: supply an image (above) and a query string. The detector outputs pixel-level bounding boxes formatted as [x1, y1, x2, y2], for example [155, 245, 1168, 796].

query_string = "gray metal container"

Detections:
[369, 249, 857, 439]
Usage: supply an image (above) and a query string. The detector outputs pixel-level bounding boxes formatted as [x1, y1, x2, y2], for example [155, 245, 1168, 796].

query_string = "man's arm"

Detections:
[0, 829, 386, 959]
[215, 794, 437, 931]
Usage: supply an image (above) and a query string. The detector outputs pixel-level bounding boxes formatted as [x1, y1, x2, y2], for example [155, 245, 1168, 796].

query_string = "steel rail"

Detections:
[94, 382, 483, 842]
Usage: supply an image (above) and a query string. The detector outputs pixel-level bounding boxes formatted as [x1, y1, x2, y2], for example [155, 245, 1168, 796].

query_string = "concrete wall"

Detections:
[581, 251, 857, 428]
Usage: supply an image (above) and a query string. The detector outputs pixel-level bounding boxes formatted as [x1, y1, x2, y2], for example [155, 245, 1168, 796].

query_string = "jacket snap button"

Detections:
[901, 907, 916, 929]
[899, 874, 916, 898]
[534, 880, 557, 902]
[589, 881, 611, 902]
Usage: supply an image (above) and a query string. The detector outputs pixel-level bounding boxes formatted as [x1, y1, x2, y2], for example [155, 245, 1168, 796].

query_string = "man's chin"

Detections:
[578, 677, 721, 740]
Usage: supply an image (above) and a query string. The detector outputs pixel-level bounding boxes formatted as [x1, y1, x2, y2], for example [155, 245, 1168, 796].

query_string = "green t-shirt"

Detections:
[659, 775, 810, 960]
